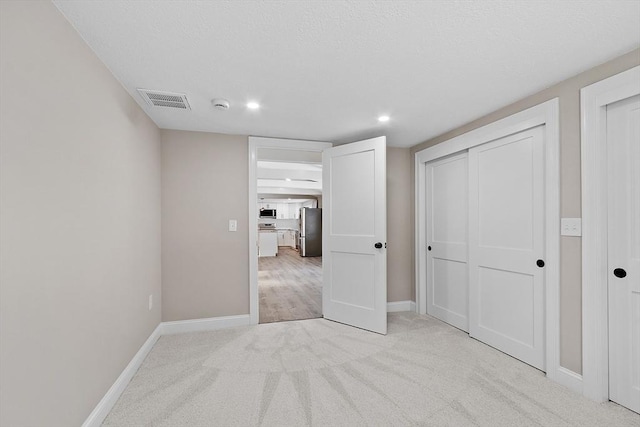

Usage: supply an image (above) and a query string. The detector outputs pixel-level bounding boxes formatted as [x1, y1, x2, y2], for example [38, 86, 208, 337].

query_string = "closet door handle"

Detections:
[536, 259, 545, 268]
[613, 268, 627, 278]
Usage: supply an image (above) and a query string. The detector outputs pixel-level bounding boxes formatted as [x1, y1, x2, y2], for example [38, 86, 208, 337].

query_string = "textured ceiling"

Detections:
[53, 0, 640, 147]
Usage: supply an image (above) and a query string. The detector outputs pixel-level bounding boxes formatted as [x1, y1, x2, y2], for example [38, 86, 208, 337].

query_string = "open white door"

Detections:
[322, 136, 387, 334]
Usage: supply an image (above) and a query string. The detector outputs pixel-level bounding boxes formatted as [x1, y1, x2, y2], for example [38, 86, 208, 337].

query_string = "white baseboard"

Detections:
[161, 314, 252, 335]
[554, 366, 583, 394]
[82, 323, 162, 427]
[387, 300, 417, 313]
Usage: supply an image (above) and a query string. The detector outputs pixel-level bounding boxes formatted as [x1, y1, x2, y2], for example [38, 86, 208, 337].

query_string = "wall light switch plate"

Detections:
[148, 294, 153, 311]
[561, 218, 582, 236]
[229, 219, 237, 232]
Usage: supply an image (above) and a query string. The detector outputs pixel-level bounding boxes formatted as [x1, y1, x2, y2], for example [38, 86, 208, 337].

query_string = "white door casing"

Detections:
[606, 94, 640, 413]
[426, 152, 469, 332]
[468, 126, 545, 370]
[582, 66, 640, 406]
[322, 136, 387, 334]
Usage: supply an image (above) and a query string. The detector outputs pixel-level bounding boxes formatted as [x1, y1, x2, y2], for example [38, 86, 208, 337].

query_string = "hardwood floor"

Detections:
[258, 247, 322, 324]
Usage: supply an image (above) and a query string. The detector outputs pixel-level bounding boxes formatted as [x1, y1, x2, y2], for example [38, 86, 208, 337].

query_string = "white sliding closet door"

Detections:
[468, 126, 545, 370]
[426, 152, 468, 331]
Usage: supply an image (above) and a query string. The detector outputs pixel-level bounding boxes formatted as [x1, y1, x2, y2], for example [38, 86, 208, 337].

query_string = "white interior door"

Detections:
[322, 136, 387, 334]
[468, 126, 545, 370]
[607, 94, 640, 413]
[426, 152, 468, 331]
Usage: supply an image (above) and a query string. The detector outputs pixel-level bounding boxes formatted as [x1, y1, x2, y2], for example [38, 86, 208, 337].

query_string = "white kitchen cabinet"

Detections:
[259, 201, 319, 219]
[289, 203, 299, 219]
[285, 230, 297, 248]
[258, 231, 278, 257]
[272, 202, 298, 219]
[277, 229, 297, 248]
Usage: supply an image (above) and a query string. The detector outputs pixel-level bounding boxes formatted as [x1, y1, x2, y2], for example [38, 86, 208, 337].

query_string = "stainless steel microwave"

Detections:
[259, 208, 276, 219]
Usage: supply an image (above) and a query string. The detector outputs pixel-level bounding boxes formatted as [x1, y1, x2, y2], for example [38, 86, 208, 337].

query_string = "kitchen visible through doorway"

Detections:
[256, 148, 323, 323]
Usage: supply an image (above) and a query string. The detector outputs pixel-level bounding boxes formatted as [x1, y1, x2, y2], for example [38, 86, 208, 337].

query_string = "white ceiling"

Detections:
[257, 160, 322, 196]
[257, 147, 322, 196]
[53, 1, 640, 148]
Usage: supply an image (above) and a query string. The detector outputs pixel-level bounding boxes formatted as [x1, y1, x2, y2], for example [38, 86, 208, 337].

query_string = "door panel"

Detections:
[477, 139, 534, 251]
[469, 126, 545, 370]
[330, 150, 375, 236]
[331, 252, 376, 309]
[478, 267, 534, 346]
[322, 136, 387, 334]
[607, 94, 640, 413]
[426, 152, 468, 331]
[432, 258, 467, 320]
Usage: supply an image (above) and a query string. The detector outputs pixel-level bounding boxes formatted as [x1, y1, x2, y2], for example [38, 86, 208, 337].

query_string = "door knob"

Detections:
[374, 242, 383, 249]
[536, 259, 545, 268]
[613, 268, 627, 278]
[428, 246, 432, 251]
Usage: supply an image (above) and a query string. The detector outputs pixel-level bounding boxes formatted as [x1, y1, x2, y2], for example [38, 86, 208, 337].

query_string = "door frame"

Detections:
[248, 136, 332, 325]
[414, 99, 565, 385]
[581, 65, 640, 402]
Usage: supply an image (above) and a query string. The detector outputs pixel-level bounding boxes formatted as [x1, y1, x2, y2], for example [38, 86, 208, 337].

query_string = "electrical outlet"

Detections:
[148, 294, 153, 311]
[561, 218, 582, 236]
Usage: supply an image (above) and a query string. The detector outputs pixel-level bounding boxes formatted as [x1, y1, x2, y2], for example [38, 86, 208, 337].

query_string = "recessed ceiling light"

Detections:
[285, 178, 291, 181]
[247, 101, 260, 110]
[378, 115, 390, 123]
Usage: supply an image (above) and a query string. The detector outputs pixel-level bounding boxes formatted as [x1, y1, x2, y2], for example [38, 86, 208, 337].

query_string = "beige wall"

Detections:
[161, 130, 250, 321]
[387, 148, 413, 302]
[410, 48, 640, 374]
[0, 2, 162, 426]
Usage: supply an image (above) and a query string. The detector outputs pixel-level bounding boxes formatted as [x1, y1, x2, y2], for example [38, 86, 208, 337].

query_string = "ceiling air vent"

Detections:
[137, 89, 191, 110]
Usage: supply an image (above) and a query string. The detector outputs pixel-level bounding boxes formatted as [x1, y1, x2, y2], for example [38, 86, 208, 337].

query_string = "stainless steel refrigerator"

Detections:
[299, 208, 322, 257]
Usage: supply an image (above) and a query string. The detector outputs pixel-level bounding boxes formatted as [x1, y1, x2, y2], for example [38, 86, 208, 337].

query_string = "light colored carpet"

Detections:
[104, 312, 639, 426]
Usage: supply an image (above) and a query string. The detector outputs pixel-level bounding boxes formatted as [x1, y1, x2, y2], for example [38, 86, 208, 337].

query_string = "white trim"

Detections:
[414, 99, 563, 386]
[415, 152, 427, 315]
[556, 367, 584, 394]
[581, 66, 640, 402]
[387, 300, 416, 312]
[82, 324, 163, 427]
[161, 314, 252, 335]
[248, 136, 332, 325]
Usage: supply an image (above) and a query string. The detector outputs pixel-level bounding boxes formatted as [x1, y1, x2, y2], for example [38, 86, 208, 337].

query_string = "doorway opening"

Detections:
[248, 138, 332, 325]
[249, 135, 388, 334]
